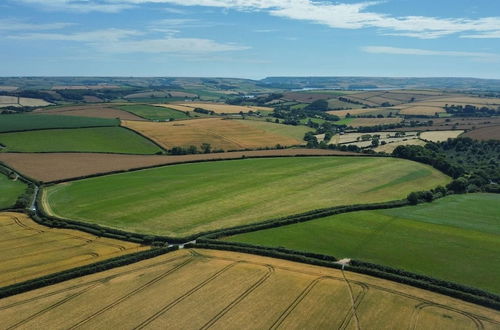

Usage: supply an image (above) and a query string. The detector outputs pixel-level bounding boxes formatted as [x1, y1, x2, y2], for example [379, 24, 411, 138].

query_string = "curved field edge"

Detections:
[0, 212, 149, 287]
[0, 149, 359, 184]
[0, 169, 27, 209]
[223, 193, 500, 295]
[0, 249, 498, 329]
[41, 156, 451, 238]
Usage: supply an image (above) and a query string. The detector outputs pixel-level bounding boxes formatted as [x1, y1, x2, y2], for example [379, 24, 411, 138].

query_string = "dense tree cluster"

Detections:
[393, 137, 500, 194]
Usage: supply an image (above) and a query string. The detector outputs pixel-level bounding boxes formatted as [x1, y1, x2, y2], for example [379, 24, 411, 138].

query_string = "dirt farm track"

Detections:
[1, 249, 498, 329]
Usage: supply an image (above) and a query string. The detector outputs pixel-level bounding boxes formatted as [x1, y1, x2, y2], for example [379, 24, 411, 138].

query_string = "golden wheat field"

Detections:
[156, 102, 273, 114]
[122, 118, 304, 151]
[0, 212, 147, 287]
[0, 249, 498, 329]
[420, 130, 464, 142]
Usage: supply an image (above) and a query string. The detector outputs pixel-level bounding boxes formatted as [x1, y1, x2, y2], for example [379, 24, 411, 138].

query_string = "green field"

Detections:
[116, 104, 189, 121]
[226, 193, 500, 294]
[0, 114, 118, 133]
[236, 119, 312, 141]
[0, 127, 162, 154]
[42, 157, 449, 237]
[0, 171, 27, 209]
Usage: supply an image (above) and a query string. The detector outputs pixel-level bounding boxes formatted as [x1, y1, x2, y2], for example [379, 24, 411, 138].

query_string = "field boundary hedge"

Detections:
[188, 241, 500, 310]
[119, 125, 168, 153]
[0, 246, 178, 299]
[42, 152, 373, 184]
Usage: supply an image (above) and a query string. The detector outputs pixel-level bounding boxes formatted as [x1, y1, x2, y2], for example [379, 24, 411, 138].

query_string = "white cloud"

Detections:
[15, 0, 500, 39]
[0, 18, 73, 31]
[362, 46, 499, 60]
[9, 28, 249, 53]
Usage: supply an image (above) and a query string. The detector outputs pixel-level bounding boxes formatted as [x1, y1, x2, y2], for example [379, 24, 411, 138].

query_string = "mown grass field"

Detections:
[116, 104, 189, 121]
[43, 157, 450, 237]
[0, 212, 147, 287]
[226, 193, 500, 294]
[1, 248, 498, 329]
[0, 172, 26, 209]
[0, 114, 118, 133]
[0, 127, 163, 154]
[123, 118, 306, 151]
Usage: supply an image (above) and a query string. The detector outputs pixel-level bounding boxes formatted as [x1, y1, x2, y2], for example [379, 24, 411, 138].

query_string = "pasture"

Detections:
[122, 118, 306, 151]
[42, 157, 450, 237]
[0, 149, 357, 183]
[116, 104, 189, 121]
[1, 248, 498, 329]
[0, 114, 118, 133]
[0, 212, 147, 287]
[226, 193, 500, 294]
[0, 172, 26, 209]
[348, 117, 403, 127]
[0, 127, 162, 154]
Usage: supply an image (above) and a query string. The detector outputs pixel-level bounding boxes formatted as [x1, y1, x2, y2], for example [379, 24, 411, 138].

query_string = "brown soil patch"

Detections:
[463, 125, 500, 140]
[0, 149, 359, 183]
[33, 104, 145, 121]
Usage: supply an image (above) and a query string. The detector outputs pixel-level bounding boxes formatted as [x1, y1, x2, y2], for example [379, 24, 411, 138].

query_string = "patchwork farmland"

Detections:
[0, 114, 118, 133]
[0, 212, 147, 286]
[1, 249, 498, 329]
[41, 157, 450, 237]
[34, 104, 145, 121]
[226, 193, 500, 294]
[122, 118, 308, 151]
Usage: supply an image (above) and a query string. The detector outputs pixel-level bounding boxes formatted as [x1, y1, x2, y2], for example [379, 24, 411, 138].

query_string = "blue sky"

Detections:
[1, 0, 499, 78]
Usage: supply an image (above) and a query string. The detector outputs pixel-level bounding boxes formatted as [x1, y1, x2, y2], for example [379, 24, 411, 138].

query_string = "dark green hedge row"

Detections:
[190, 242, 500, 310]
[195, 239, 338, 262]
[187, 243, 342, 270]
[44, 152, 368, 184]
[350, 259, 500, 303]
[0, 246, 178, 299]
[201, 199, 409, 240]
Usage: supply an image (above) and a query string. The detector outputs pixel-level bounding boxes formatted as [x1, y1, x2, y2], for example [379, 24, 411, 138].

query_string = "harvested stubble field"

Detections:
[392, 96, 500, 116]
[0, 172, 26, 209]
[420, 130, 464, 142]
[387, 117, 500, 132]
[398, 105, 446, 116]
[0, 114, 118, 133]
[327, 108, 400, 118]
[158, 102, 273, 114]
[42, 157, 450, 237]
[0, 95, 51, 108]
[374, 138, 426, 153]
[123, 118, 306, 151]
[33, 104, 145, 121]
[0, 149, 357, 183]
[1, 248, 498, 329]
[0, 127, 162, 154]
[227, 193, 500, 294]
[348, 117, 403, 127]
[0, 212, 147, 287]
[464, 126, 500, 141]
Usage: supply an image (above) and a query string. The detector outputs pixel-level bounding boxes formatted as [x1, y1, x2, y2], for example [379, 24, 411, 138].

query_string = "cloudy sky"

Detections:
[1, 0, 499, 78]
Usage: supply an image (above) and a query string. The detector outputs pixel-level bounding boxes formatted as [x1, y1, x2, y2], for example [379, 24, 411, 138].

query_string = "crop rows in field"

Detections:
[1, 249, 498, 329]
[0, 212, 147, 287]
[41, 156, 450, 237]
